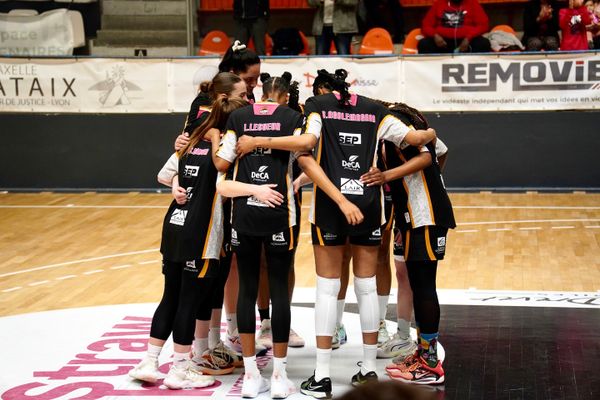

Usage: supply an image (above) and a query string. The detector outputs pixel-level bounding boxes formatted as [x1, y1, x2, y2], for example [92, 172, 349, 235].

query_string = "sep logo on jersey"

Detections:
[339, 132, 361, 146]
[340, 178, 364, 195]
[252, 147, 272, 156]
[342, 155, 361, 171]
[251, 165, 270, 182]
[184, 165, 199, 177]
[169, 209, 188, 226]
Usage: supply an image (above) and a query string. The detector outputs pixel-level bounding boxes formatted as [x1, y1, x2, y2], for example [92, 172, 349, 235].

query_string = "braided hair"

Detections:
[312, 69, 351, 107]
[260, 71, 301, 112]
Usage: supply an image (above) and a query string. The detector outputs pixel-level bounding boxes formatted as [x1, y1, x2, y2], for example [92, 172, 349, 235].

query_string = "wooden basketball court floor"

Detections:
[1, 191, 599, 399]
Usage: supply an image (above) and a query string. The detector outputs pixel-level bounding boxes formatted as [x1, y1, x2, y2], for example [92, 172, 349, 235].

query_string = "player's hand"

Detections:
[172, 185, 188, 205]
[458, 38, 470, 52]
[253, 184, 284, 208]
[360, 167, 386, 186]
[236, 136, 257, 157]
[293, 177, 302, 194]
[339, 199, 364, 225]
[174, 133, 190, 151]
[434, 34, 447, 48]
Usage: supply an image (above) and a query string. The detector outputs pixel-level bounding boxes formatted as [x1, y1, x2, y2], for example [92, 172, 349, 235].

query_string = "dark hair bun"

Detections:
[260, 73, 271, 83]
[334, 69, 348, 80]
[199, 81, 211, 93]
[281, 71, 292, 83]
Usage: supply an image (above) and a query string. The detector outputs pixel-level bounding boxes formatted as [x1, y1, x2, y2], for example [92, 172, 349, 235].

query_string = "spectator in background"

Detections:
[559, 0, 594, 50]
[594, 0, 600, 48]
[233, 0, 270, 55]
[585, 0, 600, 48]
[523, 0, 560, 51]
[308, 0, 359, 55]
[418, 0, 491, 53]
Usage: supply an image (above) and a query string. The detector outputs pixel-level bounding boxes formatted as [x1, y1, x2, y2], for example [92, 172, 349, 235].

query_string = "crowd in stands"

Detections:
[217, 0, 600, 56]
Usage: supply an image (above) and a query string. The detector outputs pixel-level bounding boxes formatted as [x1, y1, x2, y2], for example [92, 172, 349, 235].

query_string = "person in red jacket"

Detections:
[417, 0, 491, 53]
[559, 0, 596, 50]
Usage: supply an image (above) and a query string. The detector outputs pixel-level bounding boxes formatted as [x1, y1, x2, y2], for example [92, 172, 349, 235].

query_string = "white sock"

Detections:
[397, 319, 411, 340]
[314, 348, 332, 382]
[243, 355, 259, 375]
[193, 338, 208, 357]
[378, 295, 389, 321]
[361, 344, 377, 374]
[273, 356, 287, 377]
[146, 343, 162, 361]
[354, 276, 379, 333]
[208, 327, 220, 350]
[173, 351, 189, 368]
[226, 313, 238, 335]
[315, 277, 341, 336]
[336, 299, 345, 326]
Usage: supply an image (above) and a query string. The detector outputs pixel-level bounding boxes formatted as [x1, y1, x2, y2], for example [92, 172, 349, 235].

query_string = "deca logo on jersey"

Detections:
[339, 132, 361, 146]
[251, 165, 270, 181]
[340, 178, 364, 195]
[342, 155, 361, 171]
[184, 165, 199, 177]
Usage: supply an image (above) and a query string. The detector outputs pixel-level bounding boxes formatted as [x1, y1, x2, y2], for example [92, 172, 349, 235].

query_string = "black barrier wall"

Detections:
[0, 111, 598, 191]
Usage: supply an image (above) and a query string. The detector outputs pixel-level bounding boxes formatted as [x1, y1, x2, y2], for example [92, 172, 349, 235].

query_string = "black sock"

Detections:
[258, 307, 270, 322]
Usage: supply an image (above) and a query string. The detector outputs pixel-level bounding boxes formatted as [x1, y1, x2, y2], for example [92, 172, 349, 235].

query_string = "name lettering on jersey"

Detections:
[342, 154, 361, 171]
[339, 132, 362, 146]
[244, 123, 282, 132]
[252, 147, 272, 156]
[169, 209, 187, 226]
[184, 260, 198, 272]
[340, 178, 364, 195]
[190, 147, 209, 156]
[247, 195, 269, 207]
[272, 232, 285, 242]
[251, 165, 270, 182]
[323, 232, 337, 240]
[321, 111, 376, 123]
[183, 165, 199, 177]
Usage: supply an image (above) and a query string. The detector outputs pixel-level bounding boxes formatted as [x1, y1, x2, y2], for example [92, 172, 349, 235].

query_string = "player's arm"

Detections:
[216, 180, 283, 208]
[361, 149, 432, 186]
[157, 153, 179, 187]
[435, 138, 449, 171]
[297, 154, 363, 225]
[212, 129, 236, 172]
[236, 133, 317, 156]
[293, 172, 313, 194]
[171, 175, 187, 205]
[379, 114, 436, 147]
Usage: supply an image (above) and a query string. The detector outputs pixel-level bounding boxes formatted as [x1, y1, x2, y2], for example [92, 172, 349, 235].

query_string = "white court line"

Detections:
[0, 205, 164, 209]
[586, 226, 600, 229]
[487, 228, 511, 232]
[138, 260, 158, 265]
[2, 287, 22, 293]
[55, 275, 77, 280]
[458, 218, 600, 226]
[453, 205, 600, 210]
[551, 226, 575, 230]
[110, 264, 133, 270]
[83, 269, 104, 275]
[519, 227, 542, 231]
[456, 229, 478, 233]
[29, 280, 50, 286]
[0, 249, 158, 278]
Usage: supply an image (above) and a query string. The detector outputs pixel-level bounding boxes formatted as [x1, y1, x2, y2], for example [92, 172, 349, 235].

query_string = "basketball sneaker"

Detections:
[377, 319, 390, 345]
[241, 372, 270, 398]
[351, 362, 378, 387]
[227, 329, 268, 356]
[388, 354, 445, 385]
[193, 348, 235, 375]
[377, 332, 418, 359]
[288, 328, 305, 348]
[331, 324, 347, 349]
[300, 373, 332, 399]
[128, 358, 160, 383]
[257, 319, 273, 349]
[270, 372, 296, 399]
[163, 363, 215, 389]
[213, 340, 243, 367]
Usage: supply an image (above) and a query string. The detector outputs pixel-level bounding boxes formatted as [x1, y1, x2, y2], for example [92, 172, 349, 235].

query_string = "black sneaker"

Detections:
[300, 373, 332, 399]
[351, 369, 378, 387]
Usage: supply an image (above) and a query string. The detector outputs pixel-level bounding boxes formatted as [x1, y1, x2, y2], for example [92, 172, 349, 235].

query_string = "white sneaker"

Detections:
[163, 363, 215, 389]
[377, 319, 391, 345]
[228, 329, 268, 356]
[271, 372, 295, 399]
[377, 332, 418, 359]
[241, 372, 270, 398]
[257, 319, 273, 349]
[128, 358, 160, 383]
[288, 328, 305, 348]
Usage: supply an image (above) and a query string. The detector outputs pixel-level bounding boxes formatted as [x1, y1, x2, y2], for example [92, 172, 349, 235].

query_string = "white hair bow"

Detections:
[232, 40, 247, 52]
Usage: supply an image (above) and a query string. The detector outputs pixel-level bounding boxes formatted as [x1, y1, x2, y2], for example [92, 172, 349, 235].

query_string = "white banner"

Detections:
[0, 53, 598, 113]
[403, 53, 600, 111]
[0, 9, 74, 56]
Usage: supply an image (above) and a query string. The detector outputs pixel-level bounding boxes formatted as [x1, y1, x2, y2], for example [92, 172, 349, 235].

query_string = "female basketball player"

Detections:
[129, 96, 247, 389]
[214, 72, 303, 399]
[235, 69, 436, 398]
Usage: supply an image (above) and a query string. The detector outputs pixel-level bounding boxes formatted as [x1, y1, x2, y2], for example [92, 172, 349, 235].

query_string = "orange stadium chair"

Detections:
[491, 24, 517, 35]
[247, 34, 273, 56]
[297, 30, 311, 55]
[401, 28, 424, 54]
[358, 27, 394, 55]
[198, 30, 230, 56]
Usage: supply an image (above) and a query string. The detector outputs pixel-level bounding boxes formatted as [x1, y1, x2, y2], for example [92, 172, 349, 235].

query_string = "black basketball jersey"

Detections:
[302, 93, 412, 235]
[383, 112, 456, 232]
[160, 140, 223, 261]
[217, 102, 303, 235]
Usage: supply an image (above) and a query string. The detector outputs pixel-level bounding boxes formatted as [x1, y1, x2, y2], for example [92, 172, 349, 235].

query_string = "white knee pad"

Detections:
[315, 276, 341, 336]
[354, 276, 379, 334]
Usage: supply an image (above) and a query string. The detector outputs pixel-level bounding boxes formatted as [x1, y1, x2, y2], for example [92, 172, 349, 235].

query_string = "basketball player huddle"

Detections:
[129, 42, 455, 399]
